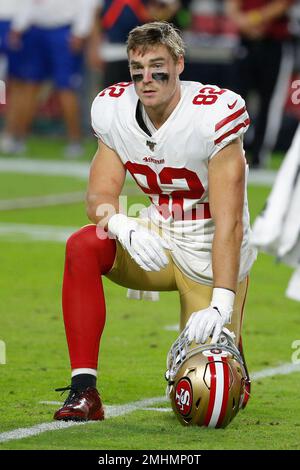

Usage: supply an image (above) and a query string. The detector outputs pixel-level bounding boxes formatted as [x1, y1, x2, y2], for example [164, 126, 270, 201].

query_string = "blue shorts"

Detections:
[0, 20, 23, 78]
[0, 20, 10, 53]
[15, 25, 83, 90]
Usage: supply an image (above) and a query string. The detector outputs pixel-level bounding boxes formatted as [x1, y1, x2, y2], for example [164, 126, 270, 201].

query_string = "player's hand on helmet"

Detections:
[107, 213, 170, 272]
[186, 288, 235, 344]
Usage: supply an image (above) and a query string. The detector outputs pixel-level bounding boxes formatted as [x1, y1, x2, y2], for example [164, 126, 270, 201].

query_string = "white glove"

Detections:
[108, 214, 170, 272]
[186, 288, 235, 344]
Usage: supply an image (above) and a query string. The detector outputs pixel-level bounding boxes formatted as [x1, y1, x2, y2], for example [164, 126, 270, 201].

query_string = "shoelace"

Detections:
[55, 385, 80, 406]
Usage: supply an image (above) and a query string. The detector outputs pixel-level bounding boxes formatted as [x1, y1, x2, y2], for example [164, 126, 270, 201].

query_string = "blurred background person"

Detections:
[148, 0, 191, 25]
[226, 0, 295, 168]
[0, 0, 98, 159]
[0, 0, 17, 80]
[0, 0, 32, 154]
[89, 0, 149, 87]
[87, 0, 187, 88]
[180, 0, 238, 86]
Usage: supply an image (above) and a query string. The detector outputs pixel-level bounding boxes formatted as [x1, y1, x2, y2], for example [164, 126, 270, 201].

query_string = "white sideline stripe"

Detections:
[164, 324, 179, 332]
[104, 396, 168, 419]
[247, 169, 277, 186]
[251, 362, 300, 380]
[141, 407, 172, 412]
[0, 421, 89, 443]
[39, 402, 172, 414]
[0, 396, 167, 443]
[0, 157, 89, 180]
[0, 223, 78, 242]
[0, 192, 85, 211]
[0, 157, 276, 186]
[1, 362, 300, 444]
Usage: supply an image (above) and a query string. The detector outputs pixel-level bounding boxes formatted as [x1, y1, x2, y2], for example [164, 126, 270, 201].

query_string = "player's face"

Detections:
[128, 45, 184, 110]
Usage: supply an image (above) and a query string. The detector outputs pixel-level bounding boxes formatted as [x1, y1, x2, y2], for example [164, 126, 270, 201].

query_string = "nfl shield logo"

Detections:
[146, 140, 156, 152]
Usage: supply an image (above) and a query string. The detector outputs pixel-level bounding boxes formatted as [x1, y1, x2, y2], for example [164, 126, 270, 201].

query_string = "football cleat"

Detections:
[53, 386, 104, 421]
[165, 328, 248, 428]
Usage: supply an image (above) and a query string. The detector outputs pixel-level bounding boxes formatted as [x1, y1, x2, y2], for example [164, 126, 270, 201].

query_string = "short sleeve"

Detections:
[205, 90, 250, 160]
[91, 92, 115, 149]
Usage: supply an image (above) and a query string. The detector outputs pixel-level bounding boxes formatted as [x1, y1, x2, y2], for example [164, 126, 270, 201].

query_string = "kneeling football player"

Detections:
[54, 21, 256, 422]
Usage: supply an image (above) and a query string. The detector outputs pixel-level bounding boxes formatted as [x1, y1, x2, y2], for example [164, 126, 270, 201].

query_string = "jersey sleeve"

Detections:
[203, 89, 250, 160]
[91, 92, 115, 149]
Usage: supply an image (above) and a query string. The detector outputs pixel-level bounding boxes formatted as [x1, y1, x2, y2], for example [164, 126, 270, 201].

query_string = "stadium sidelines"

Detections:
[0, 192, 86, 211]
[0, 223, 78, 242]
[0, 156, 277, 186]
[0, 363, 300, 443]
[0, 157, 89, 180]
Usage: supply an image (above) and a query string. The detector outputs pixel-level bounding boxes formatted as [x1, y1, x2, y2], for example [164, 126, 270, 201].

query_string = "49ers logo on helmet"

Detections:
[175, 378, 193, 416]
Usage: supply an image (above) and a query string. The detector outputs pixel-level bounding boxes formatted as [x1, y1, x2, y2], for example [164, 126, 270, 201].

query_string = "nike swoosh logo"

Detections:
[228, 99, 238, 110]
[129, 229, 135, 246]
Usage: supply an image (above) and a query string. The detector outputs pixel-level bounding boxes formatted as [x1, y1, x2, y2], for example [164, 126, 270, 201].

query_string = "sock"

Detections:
[71, 373, 97, 391]
[62, 225, 116, 370]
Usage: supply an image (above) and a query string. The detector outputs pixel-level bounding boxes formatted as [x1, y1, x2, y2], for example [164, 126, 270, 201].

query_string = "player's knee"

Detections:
[65, 225, 115, 266]
[65, 225, 99, 257]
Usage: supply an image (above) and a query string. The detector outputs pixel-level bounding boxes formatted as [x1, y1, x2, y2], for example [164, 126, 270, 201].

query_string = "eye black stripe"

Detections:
[132, 74, 143, 82]
[132, 73, 169, 82]
[152, 72, 169, 81]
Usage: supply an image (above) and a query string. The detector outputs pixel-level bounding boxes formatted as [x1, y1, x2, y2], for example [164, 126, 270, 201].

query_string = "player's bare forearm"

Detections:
[212, 220, 243, 292]
[225, 0, 242, 18]
[208, 139, 245, 292]
[226, 0, 291, 25]
[86, 193, 121, 226]
[86, 139, 126, 227]
[225, 0, 265, 37]
[259, 0, 292, 23]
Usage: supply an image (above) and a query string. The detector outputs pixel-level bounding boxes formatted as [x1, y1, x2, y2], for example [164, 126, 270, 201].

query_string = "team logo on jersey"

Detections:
[146, 140, 157, 152]
[175, 378, 193, 416]
[143, 156, 165, 164]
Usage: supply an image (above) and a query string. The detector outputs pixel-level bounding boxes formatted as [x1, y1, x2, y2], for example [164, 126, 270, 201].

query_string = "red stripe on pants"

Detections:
[62, 225, 116, 370]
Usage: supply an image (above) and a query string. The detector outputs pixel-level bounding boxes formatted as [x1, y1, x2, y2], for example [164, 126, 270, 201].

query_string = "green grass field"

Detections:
[0, 138, 300, 450]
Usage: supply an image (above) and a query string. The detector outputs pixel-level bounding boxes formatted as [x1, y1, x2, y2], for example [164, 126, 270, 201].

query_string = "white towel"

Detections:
[286, 267, 300, 302]
[251, 125, 300, 302]
[127, 289, 160, 302]
[251, 124, 300, 256]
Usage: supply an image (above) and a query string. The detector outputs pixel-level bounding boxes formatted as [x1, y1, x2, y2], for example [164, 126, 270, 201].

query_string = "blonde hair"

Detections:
[127, 21, 185, 62]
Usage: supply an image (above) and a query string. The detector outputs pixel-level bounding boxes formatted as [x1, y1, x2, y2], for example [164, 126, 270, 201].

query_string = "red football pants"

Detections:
[62, 225, 116, 369]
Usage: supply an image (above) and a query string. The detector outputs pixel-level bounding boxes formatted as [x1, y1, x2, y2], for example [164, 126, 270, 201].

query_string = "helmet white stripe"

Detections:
[217, 357, 230, 427]
[208, 356, 225, 428]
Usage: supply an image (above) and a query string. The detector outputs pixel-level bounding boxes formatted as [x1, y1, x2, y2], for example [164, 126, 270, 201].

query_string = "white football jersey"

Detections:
[91, 81, 257, 285]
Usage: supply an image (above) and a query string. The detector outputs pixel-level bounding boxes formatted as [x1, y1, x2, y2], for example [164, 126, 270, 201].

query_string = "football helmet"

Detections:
[165, 328, 247, 428]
